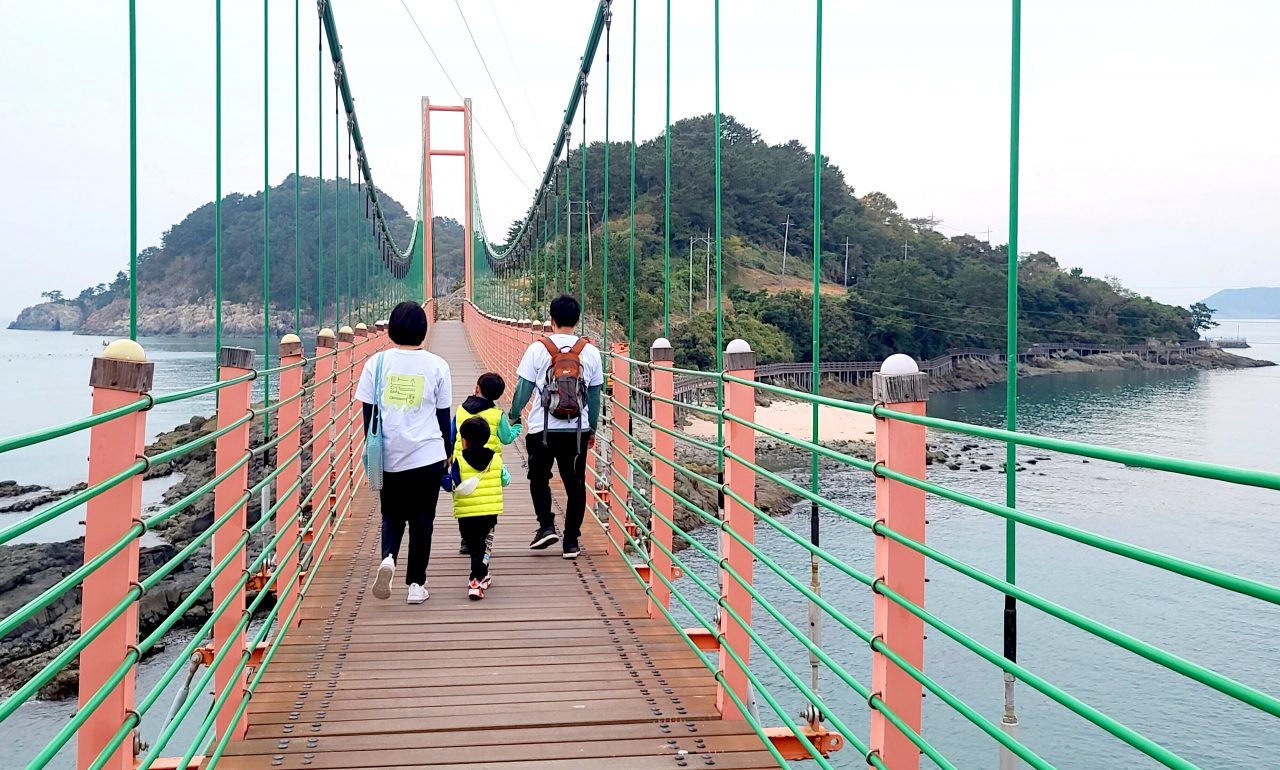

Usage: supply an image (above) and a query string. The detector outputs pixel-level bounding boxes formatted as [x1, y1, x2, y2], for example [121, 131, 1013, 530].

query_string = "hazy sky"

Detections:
[2, 0, 1277, 316]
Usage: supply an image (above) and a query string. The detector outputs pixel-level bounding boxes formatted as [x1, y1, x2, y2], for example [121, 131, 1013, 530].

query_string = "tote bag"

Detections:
[362, 353, 386, 490]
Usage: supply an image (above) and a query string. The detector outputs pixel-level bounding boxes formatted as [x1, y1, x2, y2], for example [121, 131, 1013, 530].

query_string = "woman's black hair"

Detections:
[388, 301, 427, 346]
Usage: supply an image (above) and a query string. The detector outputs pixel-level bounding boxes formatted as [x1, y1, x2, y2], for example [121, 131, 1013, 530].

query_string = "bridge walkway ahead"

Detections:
[217, 320, 779, 769]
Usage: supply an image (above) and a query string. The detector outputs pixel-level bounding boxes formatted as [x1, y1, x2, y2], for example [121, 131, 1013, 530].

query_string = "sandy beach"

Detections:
[684, 399, 877, 443]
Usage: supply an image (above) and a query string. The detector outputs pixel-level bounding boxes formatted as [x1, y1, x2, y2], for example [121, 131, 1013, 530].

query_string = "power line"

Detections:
[486, 0, 547, 147]
[452, 0, 542, 176]
[848, 284, 1198, 323]
[398, 0, 533, 193]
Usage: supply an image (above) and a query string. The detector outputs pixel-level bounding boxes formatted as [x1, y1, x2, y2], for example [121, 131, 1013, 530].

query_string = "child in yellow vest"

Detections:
[451, 373, 521, 559]
[446, 416, 511, 599]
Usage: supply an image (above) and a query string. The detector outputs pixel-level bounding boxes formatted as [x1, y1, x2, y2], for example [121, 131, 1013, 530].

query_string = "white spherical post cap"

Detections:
[280, 333, 301, 344]
[338, 325, 354, 335]
[880, 354, 919, 375]
[318, 328, 335, 338]
[725, 338, 752, 354]
[652, 337, 672, 349]
[102, 339, 146, 362]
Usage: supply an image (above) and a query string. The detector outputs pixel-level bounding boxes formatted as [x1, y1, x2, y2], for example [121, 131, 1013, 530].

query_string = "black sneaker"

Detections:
[459, 538, 469, 555]
[529, 525, 560, 550]
[561, 537, 581, 560]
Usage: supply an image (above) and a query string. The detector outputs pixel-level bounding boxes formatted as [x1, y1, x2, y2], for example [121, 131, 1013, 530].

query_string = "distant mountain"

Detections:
[1200, 288, 1280, 319]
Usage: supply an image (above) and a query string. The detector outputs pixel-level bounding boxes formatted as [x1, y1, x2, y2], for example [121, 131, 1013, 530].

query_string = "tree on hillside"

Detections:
[1189, 302, 1217, 333]
[40, 290, 64, 303]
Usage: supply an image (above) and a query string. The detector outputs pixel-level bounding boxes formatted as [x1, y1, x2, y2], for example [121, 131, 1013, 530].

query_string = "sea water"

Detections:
[0, 321, 1277, 768]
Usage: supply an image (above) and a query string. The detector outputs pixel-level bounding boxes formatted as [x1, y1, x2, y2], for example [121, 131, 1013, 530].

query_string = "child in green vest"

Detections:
[451, 373, 521, 558]
[446, 416, 512, 600]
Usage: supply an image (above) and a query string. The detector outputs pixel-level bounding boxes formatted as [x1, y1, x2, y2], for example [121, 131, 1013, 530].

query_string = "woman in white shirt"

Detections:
[356, 301, 453, 604]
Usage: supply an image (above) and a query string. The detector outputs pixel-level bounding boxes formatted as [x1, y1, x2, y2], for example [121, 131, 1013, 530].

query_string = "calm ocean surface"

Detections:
[0, 320, 1277, 768]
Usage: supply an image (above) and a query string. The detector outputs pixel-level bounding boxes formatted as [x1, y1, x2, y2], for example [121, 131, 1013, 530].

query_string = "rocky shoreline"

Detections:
[0, 404, 309, 699]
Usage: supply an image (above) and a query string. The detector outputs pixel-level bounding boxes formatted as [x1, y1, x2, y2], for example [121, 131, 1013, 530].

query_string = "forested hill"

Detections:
[12, 175, 463, 334]
[556, 114, 1210, 365]
[134, 175, 462, 311]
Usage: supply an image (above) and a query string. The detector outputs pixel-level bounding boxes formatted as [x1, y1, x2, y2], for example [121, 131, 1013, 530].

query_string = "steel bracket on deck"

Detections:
[763, 725, 844, 760]
[143, 757, 205, 770]
[196, 641, 270, 668]
[246, 563, 274, 592]
[683, 627, 718, 651]
[636, 563, 683, 583]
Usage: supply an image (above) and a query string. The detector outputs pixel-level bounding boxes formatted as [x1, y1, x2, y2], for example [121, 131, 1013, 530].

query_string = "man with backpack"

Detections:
[508, 293, 603, 559]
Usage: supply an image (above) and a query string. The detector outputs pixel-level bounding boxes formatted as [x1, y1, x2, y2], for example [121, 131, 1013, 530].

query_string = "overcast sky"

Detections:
[2, 0, 1277, 316]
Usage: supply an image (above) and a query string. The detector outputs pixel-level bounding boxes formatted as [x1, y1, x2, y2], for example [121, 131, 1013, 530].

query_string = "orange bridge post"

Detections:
[870, 356, 930, 770]
[719, 339, 756, 719]
[212, 346, 255, 741]
[78, 341, 153, 770]
[647, 338, 675, 618]
[275, 334, 304, 627]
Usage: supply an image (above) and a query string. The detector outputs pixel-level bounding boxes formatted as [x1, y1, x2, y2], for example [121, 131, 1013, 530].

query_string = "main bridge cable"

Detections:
[451, 0, 542, 176]
[319, 0, 418, 274]
[397, 0, 534, 194]
[472, 2, 611, 270]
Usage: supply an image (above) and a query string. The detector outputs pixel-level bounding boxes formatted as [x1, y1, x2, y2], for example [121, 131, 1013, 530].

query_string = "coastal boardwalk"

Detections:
[215, 321, 779, 769]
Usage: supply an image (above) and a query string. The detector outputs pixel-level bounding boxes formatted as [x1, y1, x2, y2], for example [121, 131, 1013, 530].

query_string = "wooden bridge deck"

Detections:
[217, 321, 779, 769]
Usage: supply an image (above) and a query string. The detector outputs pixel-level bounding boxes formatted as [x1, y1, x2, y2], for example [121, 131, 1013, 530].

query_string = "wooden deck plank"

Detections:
[217, 321, 777, 769]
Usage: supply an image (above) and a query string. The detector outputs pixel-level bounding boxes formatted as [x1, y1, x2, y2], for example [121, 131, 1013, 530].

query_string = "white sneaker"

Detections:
[407, 583, 429, 604]
[372, 555, 394, 600]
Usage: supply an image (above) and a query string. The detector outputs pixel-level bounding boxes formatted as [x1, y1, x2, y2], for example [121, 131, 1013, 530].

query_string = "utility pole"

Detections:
[843, 237, 851, 288]
[686, 230, 714, 313]
[780, 214, 791, 287]
[701, 229, 713, 311]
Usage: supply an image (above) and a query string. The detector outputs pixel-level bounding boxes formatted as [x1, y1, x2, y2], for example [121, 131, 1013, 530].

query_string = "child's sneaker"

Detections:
[372, 555, 394, 600]
[407, 583, 428, 604]
[479, 574, 492, 591]
[468, 578, 484, 600]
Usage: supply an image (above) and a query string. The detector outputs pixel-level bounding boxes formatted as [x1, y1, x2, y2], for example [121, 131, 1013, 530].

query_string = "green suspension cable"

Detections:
[1004, 0, 1023, 729]
[663, 0, 671, 337]
[714, 0, 723, 453]
[716, 0, 727, 370]
[263, 0, 271, 435]
[317, 14, 323, 330]
[602, 9, 611, 360]
[215, 0, 223, 363]
[129, 0, 137, 342]
[580, 81, 587, 327]
[333, 78, 339, 328]
[294, 0, 300, 332]
[810, 0, 824, 698]
[628, 0, 637, 352]
[346, 131, 352, 326]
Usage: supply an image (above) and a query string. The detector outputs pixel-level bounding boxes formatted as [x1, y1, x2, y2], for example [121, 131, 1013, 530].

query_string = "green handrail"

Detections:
[721, 410, 1280, 605]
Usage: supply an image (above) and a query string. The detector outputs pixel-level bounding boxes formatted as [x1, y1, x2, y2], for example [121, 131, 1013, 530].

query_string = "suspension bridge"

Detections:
[2, 2, 1278, 770]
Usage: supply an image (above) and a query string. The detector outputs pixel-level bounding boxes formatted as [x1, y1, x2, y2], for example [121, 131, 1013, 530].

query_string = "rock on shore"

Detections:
[0, 402, 310, 699]
[7, 302, 84, 331]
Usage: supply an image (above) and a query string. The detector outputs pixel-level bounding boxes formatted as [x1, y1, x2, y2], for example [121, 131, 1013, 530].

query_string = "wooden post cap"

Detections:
[89, 355, 154, 392]
[316, 328, 336, 349]
[723, 339, 755, 371]
[338, 326, 355, 343]
[873, 356, 929, 403]
[279, 334, 304, 358]
[650, 337, 675, 363]
[375, 321, 387, 331]
[354, 323, 368, 337]
[218, 346, 256, 370]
